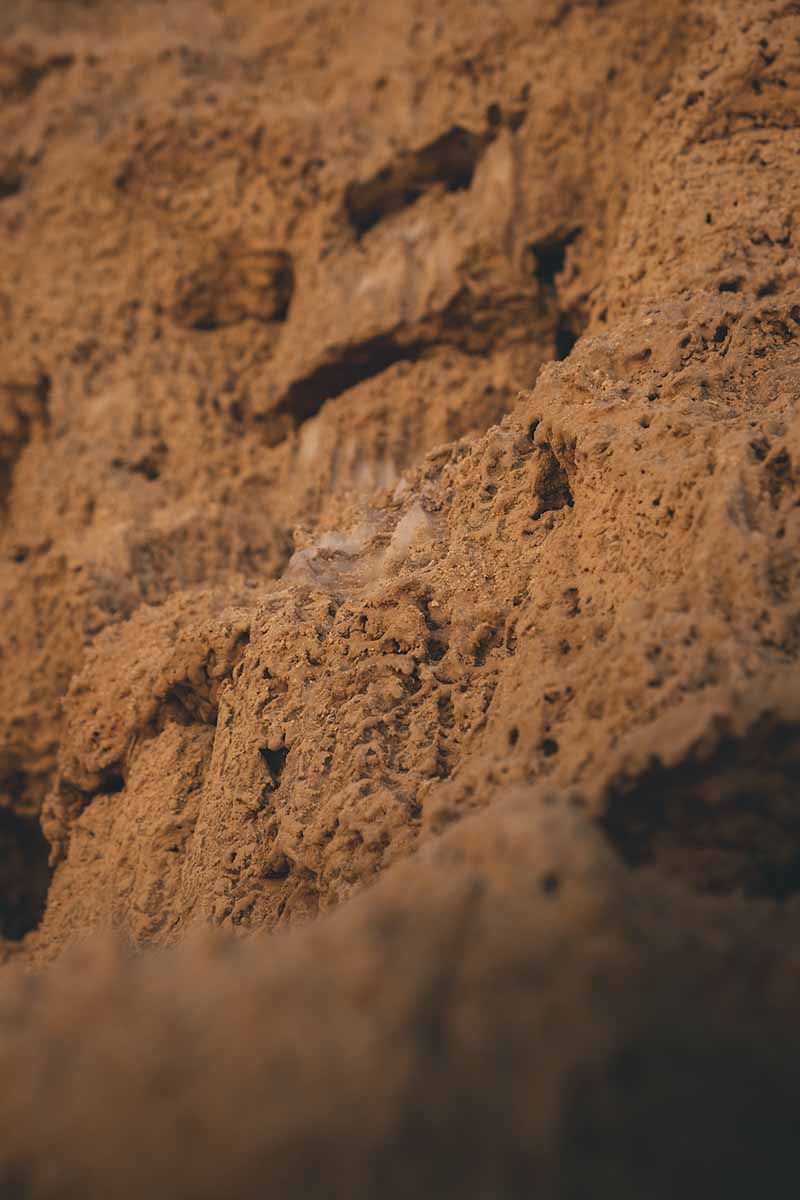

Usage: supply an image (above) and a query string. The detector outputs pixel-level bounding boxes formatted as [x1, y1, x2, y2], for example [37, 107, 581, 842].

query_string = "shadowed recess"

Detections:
[554, 313, 580, 361]
[600, 717, 800, 899]
[346, 126, 490, 237]
[0, 806, 51, 941]
[0, 171, 21, 199]
[276, 334, 425, 427]
[529, 227, 583, 288]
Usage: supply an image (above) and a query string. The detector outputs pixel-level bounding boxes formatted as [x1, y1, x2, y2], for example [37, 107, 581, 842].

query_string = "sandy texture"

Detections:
[1, 0, 800, 1193]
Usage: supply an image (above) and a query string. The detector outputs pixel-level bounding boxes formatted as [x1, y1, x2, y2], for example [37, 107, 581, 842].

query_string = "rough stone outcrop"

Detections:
[1, 0, 800, 1194]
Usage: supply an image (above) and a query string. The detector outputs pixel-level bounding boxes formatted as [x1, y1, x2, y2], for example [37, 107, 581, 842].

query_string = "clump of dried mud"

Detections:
[1, 0, 800, 1195]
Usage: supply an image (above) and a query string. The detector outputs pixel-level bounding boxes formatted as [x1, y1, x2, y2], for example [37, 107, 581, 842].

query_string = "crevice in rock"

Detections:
[274, 288, 553, 436]
[95, 773, 125, 796]
[111, 439, 167, 481]
[155, 685, 218, 729]
[0, 807, 51, 941]
[529, 227, 582, 288]
[276, 333, 425, 427]
[345, 125, 491, 238]
[0, 169, 21, 199]
[531, 442, 575, 520]
[554, 313, 580, 361]
[599, 716, 800, 899]
[260, 745, 289, 799]
[0, 50, 74, 102]
[527, 228, 585, 360]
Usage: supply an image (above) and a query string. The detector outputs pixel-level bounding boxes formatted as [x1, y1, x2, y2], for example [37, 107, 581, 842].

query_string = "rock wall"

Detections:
[1, 0, 800, 1194]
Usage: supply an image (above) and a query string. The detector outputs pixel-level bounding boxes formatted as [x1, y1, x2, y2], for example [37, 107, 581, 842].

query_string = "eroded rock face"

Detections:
[2, 0, 800, 1194]
[0, 0, 692, 828]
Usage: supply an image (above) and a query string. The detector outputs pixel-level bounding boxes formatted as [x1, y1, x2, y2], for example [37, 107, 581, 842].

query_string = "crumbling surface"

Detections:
[2, 0, 800, 1194]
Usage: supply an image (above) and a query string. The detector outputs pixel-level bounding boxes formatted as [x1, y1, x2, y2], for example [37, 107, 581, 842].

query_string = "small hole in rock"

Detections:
[541, 873, 560, 895]
[97, 774, 125, 795]
[427, 640, 446, 662]
[346, 126, 488, 237]
[261, 746, 289, 780]
[530, 228, 582, 288]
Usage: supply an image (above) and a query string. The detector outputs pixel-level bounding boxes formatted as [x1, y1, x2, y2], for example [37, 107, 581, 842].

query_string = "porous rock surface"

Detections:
[1, 0, 800, 1194]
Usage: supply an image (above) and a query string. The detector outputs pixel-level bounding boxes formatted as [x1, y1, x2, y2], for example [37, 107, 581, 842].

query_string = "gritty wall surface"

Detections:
[1, 0, 800, 1194]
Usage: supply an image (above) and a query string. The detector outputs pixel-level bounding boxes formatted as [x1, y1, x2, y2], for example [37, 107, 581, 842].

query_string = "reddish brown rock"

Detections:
[1, 0, 800, 1194]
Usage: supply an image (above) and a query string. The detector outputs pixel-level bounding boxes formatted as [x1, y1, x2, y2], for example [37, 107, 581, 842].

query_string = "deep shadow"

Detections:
[277, 334, 424, 426]
[530, 227, 582, 288]
[0, 807, 51, 941]
[346, 126, 489, 237]
[600, 718, 800, 898]
[554, 314, 580, 360]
